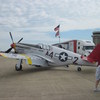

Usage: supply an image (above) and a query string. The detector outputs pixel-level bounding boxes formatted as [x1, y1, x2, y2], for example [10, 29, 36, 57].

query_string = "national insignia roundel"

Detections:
[59, 52, 68, 62]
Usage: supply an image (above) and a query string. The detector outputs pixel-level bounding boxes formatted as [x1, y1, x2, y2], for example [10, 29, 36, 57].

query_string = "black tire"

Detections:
[66, 65, 69, 67]
[35, 65, 41, 67]
[15, 64, 22, 71]
[77, 67, 81, 71]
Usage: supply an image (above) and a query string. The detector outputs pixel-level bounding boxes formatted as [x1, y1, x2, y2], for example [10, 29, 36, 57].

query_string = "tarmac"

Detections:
[0, 57, 100, 100]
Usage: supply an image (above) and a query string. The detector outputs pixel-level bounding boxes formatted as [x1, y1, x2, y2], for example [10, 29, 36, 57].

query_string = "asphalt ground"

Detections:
[0, 57, 100, 100]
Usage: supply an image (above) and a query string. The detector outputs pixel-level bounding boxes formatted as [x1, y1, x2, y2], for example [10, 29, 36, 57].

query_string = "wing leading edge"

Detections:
[0, 53, 32, 64]
[0, 53, 50, 67]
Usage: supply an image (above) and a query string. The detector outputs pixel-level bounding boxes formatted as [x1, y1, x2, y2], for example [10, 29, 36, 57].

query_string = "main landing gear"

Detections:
[15, 59, 23, 71]
[67, 65, 69, 67]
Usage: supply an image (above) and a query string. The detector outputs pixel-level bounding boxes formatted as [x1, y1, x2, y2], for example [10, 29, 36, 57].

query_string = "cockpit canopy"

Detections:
[38, 43, 51, 50]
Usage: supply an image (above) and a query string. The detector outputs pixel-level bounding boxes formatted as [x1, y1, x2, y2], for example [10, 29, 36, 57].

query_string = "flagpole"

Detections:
[59, 31, 60, 43]
[59, 36, 60, 43]
[59, 25, 60, 43]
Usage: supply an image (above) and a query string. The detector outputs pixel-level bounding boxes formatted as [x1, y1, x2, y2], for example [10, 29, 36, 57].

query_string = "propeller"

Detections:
[9, 32, 14, 43]
[17, 38, 23, 43]
[5, 47, 12, 53]
[5, 32, 23, 53]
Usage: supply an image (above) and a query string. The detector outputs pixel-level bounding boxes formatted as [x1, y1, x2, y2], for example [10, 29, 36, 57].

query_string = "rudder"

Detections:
[87, 44, 100, 64]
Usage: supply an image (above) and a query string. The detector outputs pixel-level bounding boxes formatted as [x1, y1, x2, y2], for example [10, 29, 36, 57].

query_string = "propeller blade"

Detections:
[5, 48, 12, 53]
[9, 32, 14, 43]
[17, 38, 23, 43]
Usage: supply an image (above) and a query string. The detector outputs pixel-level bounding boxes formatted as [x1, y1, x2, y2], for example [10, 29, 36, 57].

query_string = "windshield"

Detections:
[83, 46, 95, 50]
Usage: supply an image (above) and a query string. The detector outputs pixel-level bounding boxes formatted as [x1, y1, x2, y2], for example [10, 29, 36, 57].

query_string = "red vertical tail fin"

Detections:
[87, 44, 100, 64]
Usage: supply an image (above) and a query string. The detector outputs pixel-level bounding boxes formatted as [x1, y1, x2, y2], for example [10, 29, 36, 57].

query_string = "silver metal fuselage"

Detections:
[15, 43, 95, 67]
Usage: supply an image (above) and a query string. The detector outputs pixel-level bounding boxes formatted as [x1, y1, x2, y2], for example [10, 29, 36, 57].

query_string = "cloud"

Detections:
[0, 0, 100, 31]
[0, 0, 100, 50]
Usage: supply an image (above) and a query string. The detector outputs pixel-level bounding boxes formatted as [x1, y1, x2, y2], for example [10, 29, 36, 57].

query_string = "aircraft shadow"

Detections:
[0, 66, 68, 79]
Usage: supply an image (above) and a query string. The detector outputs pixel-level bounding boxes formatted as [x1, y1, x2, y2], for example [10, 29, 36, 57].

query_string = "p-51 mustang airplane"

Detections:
[0, 32, 100, 71]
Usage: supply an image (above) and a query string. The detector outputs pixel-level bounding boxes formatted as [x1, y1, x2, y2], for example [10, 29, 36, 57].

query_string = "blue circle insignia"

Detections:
[59, 52, 68, 62]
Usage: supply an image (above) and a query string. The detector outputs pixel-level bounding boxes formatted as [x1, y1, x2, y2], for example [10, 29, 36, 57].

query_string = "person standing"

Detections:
[94, 64, 100, 92]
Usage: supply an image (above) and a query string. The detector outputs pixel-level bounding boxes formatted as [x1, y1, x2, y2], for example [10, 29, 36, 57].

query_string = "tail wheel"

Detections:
[77, 67, 81, 71]
[15, 64, 22, 71]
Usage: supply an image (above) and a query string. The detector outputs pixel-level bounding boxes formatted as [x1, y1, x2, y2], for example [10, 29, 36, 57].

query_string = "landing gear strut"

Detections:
[15, 59, 23, 71]
[15, 64, 22, 71]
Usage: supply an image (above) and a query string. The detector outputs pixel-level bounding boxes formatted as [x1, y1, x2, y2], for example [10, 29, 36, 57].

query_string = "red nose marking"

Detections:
[11, 43, 15, 48]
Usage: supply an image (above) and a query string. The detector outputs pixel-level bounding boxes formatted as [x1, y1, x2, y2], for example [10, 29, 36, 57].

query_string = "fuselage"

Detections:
[15, 43, 95, 67]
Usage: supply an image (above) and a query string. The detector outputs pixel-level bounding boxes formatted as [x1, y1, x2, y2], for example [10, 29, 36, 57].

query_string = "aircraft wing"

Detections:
[0, 53, 27, 59]
[0, 53, 53, 67]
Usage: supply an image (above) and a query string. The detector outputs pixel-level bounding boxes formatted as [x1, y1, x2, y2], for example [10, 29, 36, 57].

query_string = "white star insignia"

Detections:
[60, 53, 66, 60]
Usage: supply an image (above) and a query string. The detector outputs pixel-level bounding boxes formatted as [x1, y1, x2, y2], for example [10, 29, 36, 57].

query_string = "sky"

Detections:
[0, 0, 100, 50]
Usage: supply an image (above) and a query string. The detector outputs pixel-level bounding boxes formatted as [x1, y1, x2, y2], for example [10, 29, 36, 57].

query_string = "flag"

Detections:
[54, 25, 60, 31]
[55, 30, 59, 37]
[54, 25, 60, 37]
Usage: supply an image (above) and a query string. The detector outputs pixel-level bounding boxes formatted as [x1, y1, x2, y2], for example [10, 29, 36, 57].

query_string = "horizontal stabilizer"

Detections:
[81, 55, 96, 63]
